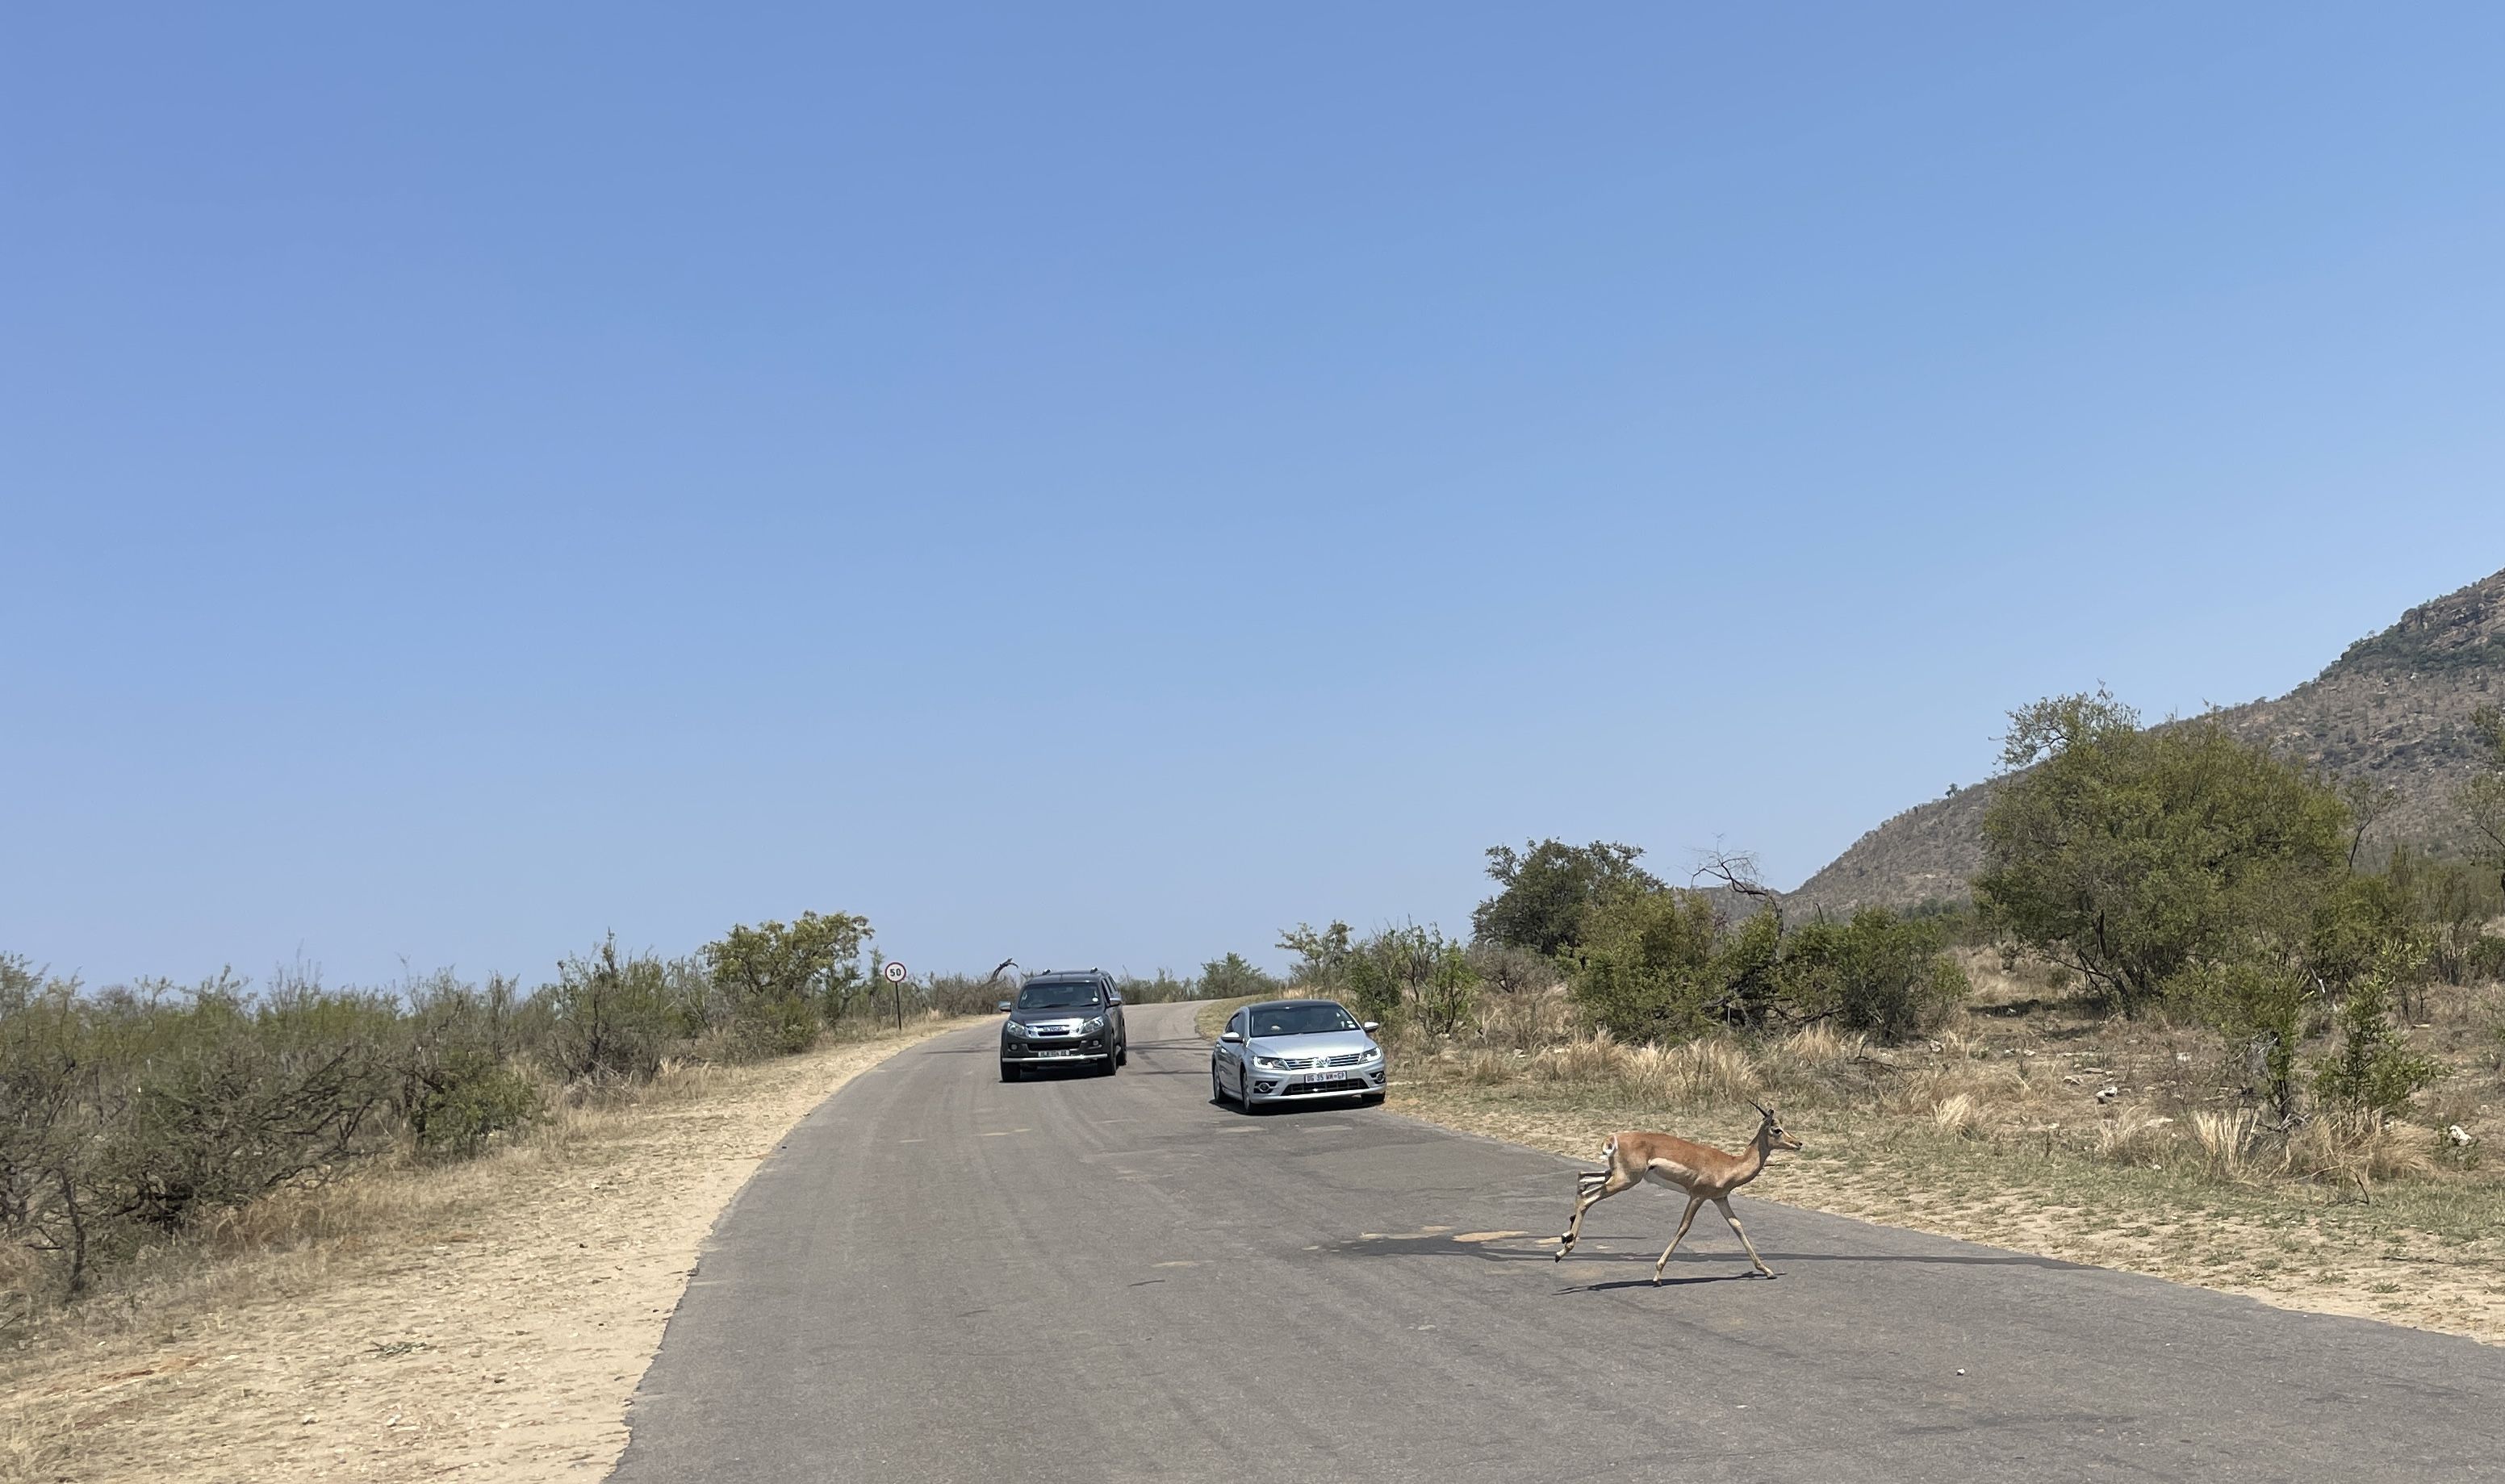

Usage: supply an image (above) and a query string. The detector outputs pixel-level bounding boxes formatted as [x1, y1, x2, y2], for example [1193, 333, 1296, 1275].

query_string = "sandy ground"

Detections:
[0, 1021, 964, 1483]
[1394, 1093, 2505, 1347]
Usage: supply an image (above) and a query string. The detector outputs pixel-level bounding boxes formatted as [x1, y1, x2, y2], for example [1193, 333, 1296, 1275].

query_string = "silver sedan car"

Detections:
[1211, 999, 1387, 1109]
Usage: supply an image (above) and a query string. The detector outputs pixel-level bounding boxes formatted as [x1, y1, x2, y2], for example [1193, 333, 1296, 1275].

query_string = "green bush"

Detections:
[1568, 888, 1721, 1043]
[1781, 909, 1969, 1042]
[1343, 924, 1477, 1034]
[539, 937, 680, 1082]
[701, 911, 871, 1050]
[395, 972, 542, 1157]
[98, 980, 397, 1235]
[2314, 946, 2441, 1124]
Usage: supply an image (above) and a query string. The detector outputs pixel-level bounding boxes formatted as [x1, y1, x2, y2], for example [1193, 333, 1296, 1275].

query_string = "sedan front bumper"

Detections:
[1245, 1064, 1388, 1103]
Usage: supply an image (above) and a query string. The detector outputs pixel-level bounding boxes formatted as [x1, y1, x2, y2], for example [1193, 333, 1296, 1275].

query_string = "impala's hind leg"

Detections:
[1557, 1166, 1636, 1260]
[1714, 1198, 1775, 1278]
[1652, 1194, 1705, 1284]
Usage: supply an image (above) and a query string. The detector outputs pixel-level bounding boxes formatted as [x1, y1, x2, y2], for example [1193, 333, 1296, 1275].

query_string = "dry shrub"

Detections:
[1528, 1028, 1624, 1086]
[0, 1403, 73, 1484]
[1616, 1038, 1757, 1107]
[1468, 986, 1573, 1054]
[2190, 1107, 2259, 1178]
[1883, 1054, 2024, 1121]
[1932, 1092, 1986, 1139]
[1781, 1022, 1855, 1066]
[2093, 1105, 2178, 1164]
[2281, 1115, 2439, 1189]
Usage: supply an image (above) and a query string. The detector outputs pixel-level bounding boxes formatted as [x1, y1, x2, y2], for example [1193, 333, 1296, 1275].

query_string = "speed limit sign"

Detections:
[881, 960, 910, 1030]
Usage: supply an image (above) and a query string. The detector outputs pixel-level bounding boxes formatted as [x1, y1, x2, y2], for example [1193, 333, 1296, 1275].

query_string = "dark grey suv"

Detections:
[997, 970, 1127, 1081]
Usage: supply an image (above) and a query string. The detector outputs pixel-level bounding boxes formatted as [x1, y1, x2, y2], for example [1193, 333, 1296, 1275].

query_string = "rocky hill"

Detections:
[1792, 565, 2505, 913]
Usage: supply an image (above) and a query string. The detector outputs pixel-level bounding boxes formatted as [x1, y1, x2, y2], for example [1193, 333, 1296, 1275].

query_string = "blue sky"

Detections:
[7, 4, 2505, 989]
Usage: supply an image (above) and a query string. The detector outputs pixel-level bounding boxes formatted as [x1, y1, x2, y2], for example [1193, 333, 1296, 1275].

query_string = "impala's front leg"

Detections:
[1714, 1198, 1775, 1278]
[1653, 1194, 1704, 1284]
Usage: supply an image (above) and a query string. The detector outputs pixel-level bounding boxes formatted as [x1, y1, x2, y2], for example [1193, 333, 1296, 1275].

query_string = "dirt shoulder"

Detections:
[1, 1018, 968, 1483]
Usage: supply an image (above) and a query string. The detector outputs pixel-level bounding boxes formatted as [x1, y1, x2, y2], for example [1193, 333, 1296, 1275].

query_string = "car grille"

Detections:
[1287, 1078, 1369, 1095]
[1265, 1052, 1372, 1071]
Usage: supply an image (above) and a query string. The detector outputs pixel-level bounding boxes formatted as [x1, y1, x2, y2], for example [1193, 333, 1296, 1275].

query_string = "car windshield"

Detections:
[1017, 982, 1104, 1010]
[1249, 1003, 1359, 1038]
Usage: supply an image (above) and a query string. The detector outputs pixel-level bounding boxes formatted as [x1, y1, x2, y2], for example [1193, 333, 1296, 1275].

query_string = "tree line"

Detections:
[1273, 690, 2505, 1141]
[0, 909, 905, 1315]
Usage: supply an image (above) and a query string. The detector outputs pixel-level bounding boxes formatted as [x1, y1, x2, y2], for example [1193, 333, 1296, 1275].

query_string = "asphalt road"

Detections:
[612, 1002, 2505, 1483]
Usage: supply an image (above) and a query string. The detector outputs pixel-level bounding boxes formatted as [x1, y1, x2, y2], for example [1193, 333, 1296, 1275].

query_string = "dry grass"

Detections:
[0, 1015, 970, 1483]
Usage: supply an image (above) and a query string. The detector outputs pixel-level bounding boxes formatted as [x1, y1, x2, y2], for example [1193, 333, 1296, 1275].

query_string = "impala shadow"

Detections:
[1324, 1231, 2084, 1278]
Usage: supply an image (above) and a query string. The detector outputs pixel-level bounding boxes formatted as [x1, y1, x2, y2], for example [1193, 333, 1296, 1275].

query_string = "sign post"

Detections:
[884, 959, 909, 1031]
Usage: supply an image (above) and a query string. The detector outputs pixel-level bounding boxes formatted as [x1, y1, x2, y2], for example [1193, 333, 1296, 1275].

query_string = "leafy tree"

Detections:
[2460, 704, 2505, 887]
[701, 910, 872, 1051]
[1276, 921, 1353, 988]
[1975, 691, 2350, 1016]
[1199, 953, 1280, 1001]
[2387, 845, 2505, 987]
[1472, 840, 1662, 957]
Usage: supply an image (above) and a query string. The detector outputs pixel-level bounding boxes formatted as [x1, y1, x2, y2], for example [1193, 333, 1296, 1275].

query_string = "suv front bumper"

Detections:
[1002, 1036, 1111, 1064]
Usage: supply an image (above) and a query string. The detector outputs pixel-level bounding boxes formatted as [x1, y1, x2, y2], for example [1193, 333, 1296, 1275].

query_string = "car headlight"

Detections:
[1006, 1022, 1034, 1039]
[1081, 1015, 1106, 1031]
[1362, 1045, 1384, 1061]
[1253, 1055, 1289, 1070]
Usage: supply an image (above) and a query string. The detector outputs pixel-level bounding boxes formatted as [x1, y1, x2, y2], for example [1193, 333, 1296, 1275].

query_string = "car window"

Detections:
[1016, 982, 1105, 1010]
[1250, 1003, 1360, 1037]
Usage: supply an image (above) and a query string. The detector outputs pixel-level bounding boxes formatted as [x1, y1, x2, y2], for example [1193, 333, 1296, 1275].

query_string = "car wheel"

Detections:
[1000, 1061, 1019, 1083]
[1115, 1039, 1128, 1067]
[1099, 1051, 1118, 1076]
[1211, 1064, 1225, 1104]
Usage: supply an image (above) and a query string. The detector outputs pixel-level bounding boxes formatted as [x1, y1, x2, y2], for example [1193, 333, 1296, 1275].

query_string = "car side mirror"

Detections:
[1362, 1022, 1381, 1033]
[1219, 1030, 1243, 1043]
[1106, 992, 1123, 1005]
[996, 1001, 1013, 1013]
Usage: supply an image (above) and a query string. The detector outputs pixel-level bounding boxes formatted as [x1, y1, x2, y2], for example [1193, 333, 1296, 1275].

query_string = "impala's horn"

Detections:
[1750, 1098, 1774, 1119]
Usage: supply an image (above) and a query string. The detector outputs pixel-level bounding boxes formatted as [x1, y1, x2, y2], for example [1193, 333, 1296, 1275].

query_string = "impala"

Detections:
[1554, 1102, 1802, 1281]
